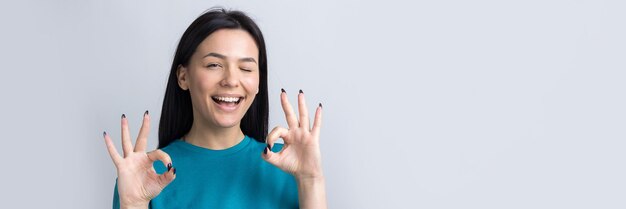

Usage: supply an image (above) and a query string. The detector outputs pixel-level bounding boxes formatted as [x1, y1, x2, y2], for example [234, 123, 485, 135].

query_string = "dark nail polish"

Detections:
[267, 144, 272, 151]
[299, 89, 303, 94]
[172, 167, 177, 175]
[121, 114, 126, 119]
[103, 131, 106, 137]
[319, 103, 322, 108]
[264, 147, 268, 154]
[145, 110, 149, 116]
[167, 163, 172, 171]
[281, 88, 286, 93]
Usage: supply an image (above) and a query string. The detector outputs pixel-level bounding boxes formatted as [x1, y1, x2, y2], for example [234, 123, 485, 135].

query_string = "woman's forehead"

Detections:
[195, 29, 259, 60]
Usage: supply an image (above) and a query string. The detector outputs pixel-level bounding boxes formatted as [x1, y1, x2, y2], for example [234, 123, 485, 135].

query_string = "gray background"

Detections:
[0, 0, 624, 208]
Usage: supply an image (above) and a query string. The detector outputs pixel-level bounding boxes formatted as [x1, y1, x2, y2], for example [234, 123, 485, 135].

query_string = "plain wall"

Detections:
[0, 0, 624, 208]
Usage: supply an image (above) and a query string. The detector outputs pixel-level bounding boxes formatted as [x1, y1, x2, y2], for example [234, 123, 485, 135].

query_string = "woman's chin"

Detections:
[213, 117, 242, 128]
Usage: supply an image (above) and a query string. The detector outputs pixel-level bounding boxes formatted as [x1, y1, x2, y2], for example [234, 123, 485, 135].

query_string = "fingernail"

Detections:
[144, 110, 149, 116]
[103, 131, 107, 137]
[173, 167, 177, 175]
[281, 88, 286, 93]
[264, 147, 269, 154]
[319, 103, 323, 108]
[167, 163, 172, 171]
[121, 114, 126, 119]
[299, 89, 303, 94]
[267, 144, 272, 151]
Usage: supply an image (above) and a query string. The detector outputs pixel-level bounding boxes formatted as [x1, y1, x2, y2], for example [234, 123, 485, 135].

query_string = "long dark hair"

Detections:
[158, 8, 268, 148]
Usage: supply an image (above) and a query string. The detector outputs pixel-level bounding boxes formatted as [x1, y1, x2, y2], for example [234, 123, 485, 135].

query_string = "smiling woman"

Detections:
[174, 29, 261, 149]
[103, 7, 327, 209]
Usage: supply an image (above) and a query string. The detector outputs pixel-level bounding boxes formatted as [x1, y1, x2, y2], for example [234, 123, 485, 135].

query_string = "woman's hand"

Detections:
[103, 111, 176, 209]
[263, 89, 327, 208]
[262, 89, 324, 180]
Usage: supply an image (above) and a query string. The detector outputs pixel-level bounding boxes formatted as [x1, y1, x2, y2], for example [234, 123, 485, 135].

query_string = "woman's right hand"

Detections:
[103, 111, 176, 209]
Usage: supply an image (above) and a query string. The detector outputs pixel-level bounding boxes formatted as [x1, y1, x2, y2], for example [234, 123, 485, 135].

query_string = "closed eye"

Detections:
[207, 63, 222, 69]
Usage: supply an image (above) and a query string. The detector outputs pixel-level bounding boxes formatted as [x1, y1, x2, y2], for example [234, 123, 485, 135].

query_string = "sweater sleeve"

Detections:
[112, 179, 120, 209]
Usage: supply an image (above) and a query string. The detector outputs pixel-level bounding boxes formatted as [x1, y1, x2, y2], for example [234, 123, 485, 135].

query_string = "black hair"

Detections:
[158, 7, 268, 148]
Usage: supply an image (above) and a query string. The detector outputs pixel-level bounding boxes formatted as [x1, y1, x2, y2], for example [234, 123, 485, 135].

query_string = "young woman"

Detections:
[103, 8, 327, 209]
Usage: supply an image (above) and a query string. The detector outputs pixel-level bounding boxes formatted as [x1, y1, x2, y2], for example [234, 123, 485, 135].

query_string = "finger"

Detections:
[297, 89, 309, 130]
[280, 89, 298, 129]
[134, 110, 150, 152]
[266, 126, 290, 149]
[121, 114, 133, 157]
[146, 149, 173, 166]
[156, 166, 177, 189]
[262, 145, 281, 167]
[103, 131, 122, 165]
[262, 126, 285, 167]
[312, 103, 323, 135]
[148, 149, 176, 187]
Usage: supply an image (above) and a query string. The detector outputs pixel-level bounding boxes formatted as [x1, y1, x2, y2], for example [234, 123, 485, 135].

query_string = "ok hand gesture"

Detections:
[103, 111, 176, 208]
[262, 89, 324, 180]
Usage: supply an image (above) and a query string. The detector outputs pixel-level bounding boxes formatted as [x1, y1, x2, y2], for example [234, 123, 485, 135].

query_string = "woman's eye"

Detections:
[207, 63, 222, 69]
[240, 68, 252, 72]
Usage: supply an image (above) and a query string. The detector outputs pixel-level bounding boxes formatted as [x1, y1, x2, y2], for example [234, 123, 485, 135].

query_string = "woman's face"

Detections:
[177, 29, 260, 129]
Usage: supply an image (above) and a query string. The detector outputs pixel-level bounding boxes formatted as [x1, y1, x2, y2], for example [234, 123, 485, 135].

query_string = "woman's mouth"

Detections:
[211, 96, 244, 112]
[212, 96, 243, 104]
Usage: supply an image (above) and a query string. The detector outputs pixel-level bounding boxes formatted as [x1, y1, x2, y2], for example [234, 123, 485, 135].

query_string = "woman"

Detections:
[103, 8, 327, 209]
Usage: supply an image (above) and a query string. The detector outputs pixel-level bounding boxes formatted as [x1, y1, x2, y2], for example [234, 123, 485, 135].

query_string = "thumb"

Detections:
[147, 149, 177, 189]
[262, 126, 288, 167]
[156, 166, 176, 189]
[262, 146, 281, 167]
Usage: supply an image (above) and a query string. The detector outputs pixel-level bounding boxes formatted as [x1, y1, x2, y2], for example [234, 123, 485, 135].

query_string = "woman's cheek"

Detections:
[242, 75, 260, 93]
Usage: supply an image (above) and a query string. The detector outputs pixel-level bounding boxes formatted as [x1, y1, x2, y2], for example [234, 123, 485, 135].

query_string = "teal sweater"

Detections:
[112, 135, 299, 208]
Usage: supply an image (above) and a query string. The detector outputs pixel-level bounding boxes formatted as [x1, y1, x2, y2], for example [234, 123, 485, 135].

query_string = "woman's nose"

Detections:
[219, 67, 239, 87]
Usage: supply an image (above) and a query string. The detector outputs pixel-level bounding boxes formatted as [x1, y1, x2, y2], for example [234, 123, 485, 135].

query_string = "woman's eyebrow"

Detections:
[203, 52, 257, 64]
[239, 57, 257, 64]
[204, 52, 227, 59]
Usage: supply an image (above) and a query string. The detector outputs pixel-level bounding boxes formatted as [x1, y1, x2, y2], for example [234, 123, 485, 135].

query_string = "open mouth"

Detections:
[211, 96, 244, 105]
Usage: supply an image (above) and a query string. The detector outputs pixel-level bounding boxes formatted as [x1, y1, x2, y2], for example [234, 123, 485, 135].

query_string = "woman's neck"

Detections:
[183, 117, 245, 150]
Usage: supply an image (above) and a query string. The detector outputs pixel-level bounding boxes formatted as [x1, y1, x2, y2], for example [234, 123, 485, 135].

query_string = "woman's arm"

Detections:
[121, 203, 149, 209]
[296, 176, 327, 209]
[262, 89, 328, 209]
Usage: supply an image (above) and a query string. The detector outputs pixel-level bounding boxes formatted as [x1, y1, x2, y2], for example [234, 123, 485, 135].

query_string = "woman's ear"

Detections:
[176, 64, 189, 90]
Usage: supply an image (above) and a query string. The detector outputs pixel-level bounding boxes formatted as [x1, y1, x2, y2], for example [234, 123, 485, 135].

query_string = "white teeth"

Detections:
[213, 96, 241, 103]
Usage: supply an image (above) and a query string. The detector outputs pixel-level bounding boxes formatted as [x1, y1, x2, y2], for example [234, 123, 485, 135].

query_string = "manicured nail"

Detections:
[172, 167, 177, 175]
[264, 147, 269, 154]
[319, 103, 323, 108]
[103, 131, 107, 137]
[299, 89, 303, 94]
[121, 114, 126, 119]
[281, 88, 286, 93]
[167, 163, 172, 171]
[144, 110, 149, 116]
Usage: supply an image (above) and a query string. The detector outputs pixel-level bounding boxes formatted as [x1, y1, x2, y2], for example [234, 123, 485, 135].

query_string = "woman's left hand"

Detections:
[262, 89, 324, 180]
